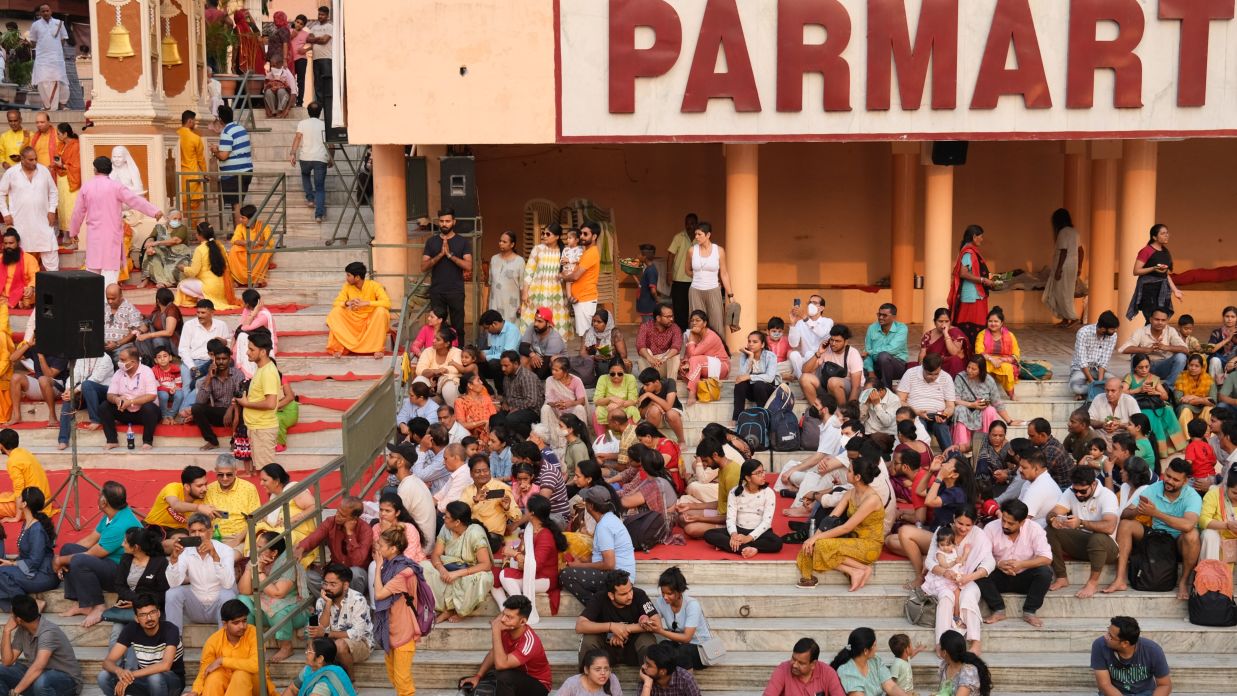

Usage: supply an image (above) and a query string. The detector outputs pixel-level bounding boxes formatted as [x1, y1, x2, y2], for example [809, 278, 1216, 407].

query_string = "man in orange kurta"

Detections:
[28, 113, 55, 167]
[326, 261, 391, 358]
[178, 110, 208, 221]
[191, 600, 277, 696]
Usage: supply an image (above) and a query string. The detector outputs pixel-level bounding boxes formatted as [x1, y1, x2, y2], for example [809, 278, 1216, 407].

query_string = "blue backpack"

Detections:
[764, 383, 796, 414]
[735, 407, 771, 452]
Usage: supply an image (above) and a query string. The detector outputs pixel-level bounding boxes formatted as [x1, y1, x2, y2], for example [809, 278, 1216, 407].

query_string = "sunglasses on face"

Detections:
[610, 371, 624, 377]
[1072, 487, 1092, 497]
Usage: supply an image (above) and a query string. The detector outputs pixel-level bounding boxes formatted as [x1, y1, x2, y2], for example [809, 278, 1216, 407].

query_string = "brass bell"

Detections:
[161, 34, 182, 66]
[106, 24, 134, 60]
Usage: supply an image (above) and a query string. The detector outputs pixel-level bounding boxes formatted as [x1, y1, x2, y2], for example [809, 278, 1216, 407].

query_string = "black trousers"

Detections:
[191, 404, 230, 446]
[99, 403, 160, 445]
[293, 58, 307, 106]
[976, 565, 1053, 615]
[671, 281, 691, 331]
[702, 525, 784, 555]
[61, 543, 114, 608]
[313, 58, 333, 126]
[481, 359, 505, 395]
[494, 668, 548, 696]
[872, 352, 908, 386]
[430, 290, 466, 343]
[503, 408, 538, 429]
[733, 380, 776, 421]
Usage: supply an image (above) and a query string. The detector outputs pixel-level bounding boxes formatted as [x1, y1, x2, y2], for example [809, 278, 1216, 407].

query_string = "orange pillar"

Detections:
[371, 144, 410, 302]
[1063, 143, 1090, 288]
[1117, 140, 1158, 343]
[1088, 148, 1120, 322]
[725, 144, 759, 351]
[922, 165, 955, 329]
[891, 146, 917, 316]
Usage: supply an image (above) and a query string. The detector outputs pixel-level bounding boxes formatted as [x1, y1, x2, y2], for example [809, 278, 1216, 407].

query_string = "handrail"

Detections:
[215, 70, 271, 133]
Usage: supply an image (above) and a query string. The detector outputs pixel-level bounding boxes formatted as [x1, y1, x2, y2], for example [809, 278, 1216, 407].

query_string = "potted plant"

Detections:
[205, 21, 237, 96]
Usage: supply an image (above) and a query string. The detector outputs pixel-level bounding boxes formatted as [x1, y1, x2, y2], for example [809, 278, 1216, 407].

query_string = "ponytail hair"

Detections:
[21, 487, 55, 549]
[939, 630, 993, 696]
[196, 222, 227, 277]
[829, 626, 876, 671]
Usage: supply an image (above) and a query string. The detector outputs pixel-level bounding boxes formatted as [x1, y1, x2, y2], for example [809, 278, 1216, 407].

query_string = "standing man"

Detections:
[235, 333, 278, 475]
[863, 303, 909, 387]
[306, 6, 334, 127]
[289, 102, 330, 223]
[69, 157, 163, 286]
[0, 111, 27, 169]
[28, 113, 54, 167]
[562, 221, 601, 337]
[977, 499, 1053, 628]
[0, 230, 38, 309]
[665, 213, 697, 330]
[27, 4, 69, 111]
[209, 105, 253, 224]
[0, 146, 57, 270]
[421, 208, 472, 339]
[177, 111, 207, 221]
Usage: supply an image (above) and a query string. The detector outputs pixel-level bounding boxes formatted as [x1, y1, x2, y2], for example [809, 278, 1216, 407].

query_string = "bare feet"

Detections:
[56, 442, 67, 450]
[373, 351, 385, 359]
[330, 351, 343, 359]
[199, 443, 219, 451]
[1177, 585, 1190, 601]
[1075, 582, 1100, 599]
[1022, 613, 1043, 628]
[60, 606, 89, 618]
[141, 444, 152, 450]
[83, 423, 101, 431]
[848, 564, 873, 592]
[783, 507, 811, 519]
[446, 611, 465, 623]
[740, 546, 758, 559]
[902, 577, 925, 590]
[269, 645, 294, 662]
[103, 443, 118, 451]
[1049, 577, 1070, 592]
[1101, 580, 1128, 594]
[161, 417, 173, 426]
[983, 612, 1007, 625]
[80, 606, 105, 629]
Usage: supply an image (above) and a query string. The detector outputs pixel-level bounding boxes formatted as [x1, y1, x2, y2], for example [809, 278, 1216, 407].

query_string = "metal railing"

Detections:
[215, 70, 272, 134]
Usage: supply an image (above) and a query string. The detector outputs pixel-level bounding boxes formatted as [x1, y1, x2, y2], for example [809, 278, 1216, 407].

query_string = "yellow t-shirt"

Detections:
[144, 482, 188, 529]
[243, 361, 280, 430]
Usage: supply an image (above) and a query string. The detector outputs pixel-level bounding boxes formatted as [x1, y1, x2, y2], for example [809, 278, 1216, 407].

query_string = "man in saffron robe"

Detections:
[178, 110, 207, 221]
[0, 230, 38, 309]
[326, 261, 390, 358]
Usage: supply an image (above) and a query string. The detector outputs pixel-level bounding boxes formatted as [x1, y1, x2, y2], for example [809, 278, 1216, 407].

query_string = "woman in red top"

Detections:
[492, 495, 565, 624]
[635, 421, 685, 494]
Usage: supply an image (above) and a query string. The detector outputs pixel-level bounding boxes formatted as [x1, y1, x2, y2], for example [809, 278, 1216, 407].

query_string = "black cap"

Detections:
[386, 442, 418, 464]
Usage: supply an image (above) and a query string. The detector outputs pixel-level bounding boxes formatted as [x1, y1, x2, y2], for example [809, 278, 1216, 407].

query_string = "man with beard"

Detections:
[976, 499, 1053, 628]
[763, 637, 845, 696]
[1047, 466, 1120, 599]
[0, 230, 37, 309]
[421, 208, 472, 338]
[519, 307, 566, 379]
[307, 564, 372, 677]
[385, 441, 435, 556]
[1103, 457, 1202, 599]
[0, 146, 57, 270]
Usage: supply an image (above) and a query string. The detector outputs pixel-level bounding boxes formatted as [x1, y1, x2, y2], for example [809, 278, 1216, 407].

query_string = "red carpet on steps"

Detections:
[285, 373, 381, 382]
[5, 421, 340, 434]
[298, 396, 356, 411]
[11, 303, 308, 317]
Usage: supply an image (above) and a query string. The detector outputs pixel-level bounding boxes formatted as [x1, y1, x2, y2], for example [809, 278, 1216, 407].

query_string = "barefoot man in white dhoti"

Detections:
[28, 4, 69, 111]
[0, 147, 58, 270]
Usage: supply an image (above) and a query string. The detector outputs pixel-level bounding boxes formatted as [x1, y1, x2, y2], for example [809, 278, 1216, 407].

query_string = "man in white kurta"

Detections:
[0, 147, 58, 270]
[28, 5, 69, 111]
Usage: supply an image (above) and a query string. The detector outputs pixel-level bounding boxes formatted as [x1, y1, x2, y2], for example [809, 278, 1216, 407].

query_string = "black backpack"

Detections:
[735, 407, 770, 452]
[1127, 529, 1179, 592]
[770, 409, 801, 451]
[799, 410, 822, 451]
[1187, 560, 1237, 627]
[623, 510, 665, 551]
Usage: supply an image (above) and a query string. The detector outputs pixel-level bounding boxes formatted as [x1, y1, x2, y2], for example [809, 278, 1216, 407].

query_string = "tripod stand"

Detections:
[50, 358, 104, 533]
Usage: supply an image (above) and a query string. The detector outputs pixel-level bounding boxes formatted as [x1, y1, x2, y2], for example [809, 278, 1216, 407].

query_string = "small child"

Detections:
[766, 316, 791, 373]
[1185, 418, 1218, 493]
[151, 348, 184, 425]
[1179, 314, 1204, 354]
[922, 526, 970, 632]
[887, 633, 924, 692]
[560, 227, 583, 304]
[1079, 437, 1110, 481]
[635, 243, 659, 322]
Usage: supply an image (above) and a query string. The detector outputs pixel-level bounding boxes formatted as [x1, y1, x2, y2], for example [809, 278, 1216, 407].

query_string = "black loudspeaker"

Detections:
[440, 156, 477, 232]
[326, 126, 348, 144]
[35, 271, 104, 359]
[931, 141, 969, 166]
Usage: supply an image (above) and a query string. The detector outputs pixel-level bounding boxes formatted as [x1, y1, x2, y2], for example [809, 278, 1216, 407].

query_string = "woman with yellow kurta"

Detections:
[974, 306, 1021, 399]
[255, 463, 317, 567]
[227, 204, 274, 287]
[326, 262, 391, 358]
[795, 458, 885, 592]
[51, 123, 79, 246]
[175, 222, 238, 310]
[178, 112, 208, 221]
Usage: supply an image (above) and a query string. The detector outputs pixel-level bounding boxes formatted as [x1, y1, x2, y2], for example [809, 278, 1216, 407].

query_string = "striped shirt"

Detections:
[218, 122, 253, 174]
[117, 621, 185, 680]
[536, 448, 571, 516]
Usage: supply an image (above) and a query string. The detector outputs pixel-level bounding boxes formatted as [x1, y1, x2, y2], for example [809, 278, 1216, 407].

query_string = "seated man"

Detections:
[763, 637, 844, 696]
[1027, 417, 1075, 487]
[413, 423, 450, 494]
[326, 261, 391, 359]
[0, 428, 53, 526]
[386, 442, 437, 557]
[574, 569, 658, 668]
[499, 350, 544, 428]
[520, 307, 567, 380]
[1118, 308, 1188, 388]
[863, 303, 909, 387]
[103, 284, 143, 359]
[8, 331, 66, 427]
[0, 230, 38, 309]
[97, 593, 185, 696]
[143, 464, 218, 543]
[675, 439, 741, 538]
[190, 599, 276, 696]
[635, 303, 682, 379]
[561, 487, 637, 605]
[977, 499, 1053, 628]
[1103, 458, 1202, 599]
[53, 481, 142, 628]
[262, 53, 297, 118]
[1089, 377, 1141, 438]
[1062, 407, 1103, 462]
[787, 295, 832, 379]
[640, 642, 703, 696]
[439, 404, 469, 443]
[395, 381, 439, 426]
[800, 325, 863, 412]
[1091, 617, 1172, 696]
[1016, 451, 1061, 527]
[295, 496, 371, 597]
[184, 342, 242, 451]
[306, 564, 372, 675]
[203, 455, 262, 548]
[458, 595, 552, 696]
[0, 594, 82, 696]
[896, 352, 956, 451]
[1047, 466, 1119, 599]
[434, 443, 471, 513]
[478, 310, 520, 394]
[1069, 311, 1120, 402]
[178, 300, 231, 396]
[55, 353, 113, 451]
[165, 512, 237, 631]
[99, 347, 161, 450]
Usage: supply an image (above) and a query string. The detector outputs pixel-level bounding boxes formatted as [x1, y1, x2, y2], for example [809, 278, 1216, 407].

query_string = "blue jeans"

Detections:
[0, 663, 77, 696]
[183, 359, 212, 405]
[1149, 353, 1187, 389]
[97, 663, 183, 696]
[57, 379, 108, 445]
[1068, 369, 1107, 402]
[920, 416, 953, 451]
[300, 160, 327, 218]
[157, 389, 185, 420]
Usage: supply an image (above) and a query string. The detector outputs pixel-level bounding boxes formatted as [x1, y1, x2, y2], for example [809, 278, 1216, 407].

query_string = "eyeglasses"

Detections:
[135, 610, 160, 620]
[217, 472, 235, 479]
[610, 371, 624, 377]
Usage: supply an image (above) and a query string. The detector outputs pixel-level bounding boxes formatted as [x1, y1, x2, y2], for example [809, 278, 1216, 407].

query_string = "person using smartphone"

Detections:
[460, 457, 519, 551]
[164, 512, 236, 631]
[304, 563, 372, 676]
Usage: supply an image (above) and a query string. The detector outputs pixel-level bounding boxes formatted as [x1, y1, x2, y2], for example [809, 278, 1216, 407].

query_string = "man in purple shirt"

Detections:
[98, 346, 160, 449]
[976, 499, 1054, 628]
[67, 156, 163, 287]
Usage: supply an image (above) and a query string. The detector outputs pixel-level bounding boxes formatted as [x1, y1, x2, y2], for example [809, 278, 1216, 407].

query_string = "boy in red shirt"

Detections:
[1185, 418, 1218, 493]
[458, 594, 552, 696]
[151, 348, 184, 425]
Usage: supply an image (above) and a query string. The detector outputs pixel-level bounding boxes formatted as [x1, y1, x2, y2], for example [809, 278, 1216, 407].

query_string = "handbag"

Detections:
[102, 605, 135, 624]
[696, 378, 721, 403]
[697, 634, 727, 666]
[817, 346, 851, 381]
[903, 586, 938, 628]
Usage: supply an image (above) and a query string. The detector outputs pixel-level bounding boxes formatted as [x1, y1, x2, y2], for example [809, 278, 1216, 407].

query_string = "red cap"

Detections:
[535, 307, 553, 325]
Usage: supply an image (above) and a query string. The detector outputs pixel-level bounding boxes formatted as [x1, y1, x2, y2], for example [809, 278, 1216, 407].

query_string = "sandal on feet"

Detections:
[796, 577, 819, 589]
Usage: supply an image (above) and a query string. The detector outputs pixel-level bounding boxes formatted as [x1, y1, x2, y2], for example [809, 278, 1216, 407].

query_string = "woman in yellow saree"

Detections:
[227, 204, 274, 287]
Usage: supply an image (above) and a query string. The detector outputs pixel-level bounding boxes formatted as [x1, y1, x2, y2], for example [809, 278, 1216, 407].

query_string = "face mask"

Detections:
[807, 304, 820, 318]
[169, 219, 182, 228]
[769, 330, 783, 339]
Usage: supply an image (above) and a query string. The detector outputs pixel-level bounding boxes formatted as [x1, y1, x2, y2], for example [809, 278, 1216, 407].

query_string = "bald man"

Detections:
[103, 284, 143, 358]
[296, 496, 372, 595]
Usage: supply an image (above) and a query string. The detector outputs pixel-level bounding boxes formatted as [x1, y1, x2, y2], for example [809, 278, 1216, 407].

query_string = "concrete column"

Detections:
[371, 144, 410, 302]
[890, 146, 917, 316]
[922, 165, 955, 329]
[1088, 147, 1120, 322]
[725, 143, 759, 351]
[1063, 142, 1090, 272]
[1117, 140, 1158, 343]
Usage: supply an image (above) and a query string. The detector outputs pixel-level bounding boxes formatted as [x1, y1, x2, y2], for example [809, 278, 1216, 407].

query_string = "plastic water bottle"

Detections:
[808, 518, 816, 536]
[126, 425, 135, 450]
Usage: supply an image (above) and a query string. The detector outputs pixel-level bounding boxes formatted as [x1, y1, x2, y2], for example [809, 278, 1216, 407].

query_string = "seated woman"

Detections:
[936, 630, 993, 696]
[1208, 306, 1237, 385]
[0, 488, 59, 611]
[681, 310, 730, 407]
[227, 204, 274, 286]
[1200, 469, 1237, 564]
[972, 420, 1014, 496]
[973, 307, 1020, 399]
[257, 464, 318, 567]
[921, 307, 970, 377]
[1176, 353, 1214, 432]
[455, 373, 497, 443]
[1127, 414, 1159, 470]
[486, 425, 516, 482]
[558, 651, 623, 696]
[175, 222, 238, 310]
[139, 209, 194, 289]
[541, 357, 588, 453]
[593, 357, 640, 425]
[407, 309, 453, 362]
[134, 288, 182, 364]
[414, 327, 462, 406]
[618, 444, 685, 548]
[732, 330, 779, 422]
[564, 459, 622, 562]
[635, 421, 686, 494]
[923, 509, 993, 654]
[106, 527, 169, 629]
[420, 500, 494, 623]
[830, 627, 914, 696]
[638, 367, 687, 445]
[234, 289, 278, 378]
[559, 414, 594, 481]
[796, 457, 886, 591]
[702, 460, 783, 558]
[491, 494, 565, 624]
[237, 530, 306, 662]
[645, 566, 715, 672]
[1124, 353, 1187, 458]
[887, 455, 978, 587]
[581, 309, 632, 374]
[952, 355, 1018, 451]
[288, 637, 358, 696]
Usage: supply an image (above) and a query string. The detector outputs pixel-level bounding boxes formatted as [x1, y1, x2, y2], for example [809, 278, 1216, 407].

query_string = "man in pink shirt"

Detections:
[68, 156, 163, 287]
[762, 637, 845, 696]
[98, 346, 161, 450]
[977, 499, 1054, 628]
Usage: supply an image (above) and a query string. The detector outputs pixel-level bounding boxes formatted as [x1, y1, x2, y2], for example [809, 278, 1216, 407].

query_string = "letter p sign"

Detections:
[609, 0, 683, 113]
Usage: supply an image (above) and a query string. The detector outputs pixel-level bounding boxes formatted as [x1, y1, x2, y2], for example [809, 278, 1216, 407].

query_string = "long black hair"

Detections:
[526, 495, 568, 552]
[560, 413, 595, 460]
[379, 492, 425, 544]
[196, 222, 227, 277]
[829, 626, 877, 670]
[21, 488, 55, 550]
[939, 630, 993, 696]
[959, 224, 984, 250]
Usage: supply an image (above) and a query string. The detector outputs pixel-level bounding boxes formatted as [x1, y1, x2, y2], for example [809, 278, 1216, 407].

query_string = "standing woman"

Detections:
[683, 222, 733, 340]
[52, 122, 80, 246]
[703, 460, 783, 558]
[521, 223, 570, 330]
[266, 11, 294, 67]
[680, 310, 731, 407]
[488, 230, 525, 324]
[920, 308, 970, 377]
[1042, 208, 1081, 327]
[1126, 224, 1183, 323]
[732, 331, 779, 422]
[974, 307, 1021, 399]
[372, 527, 419, 696]
[948, 225, 994, 343]
[937, 630, 993, 696]
[232, 9, 265, 76]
